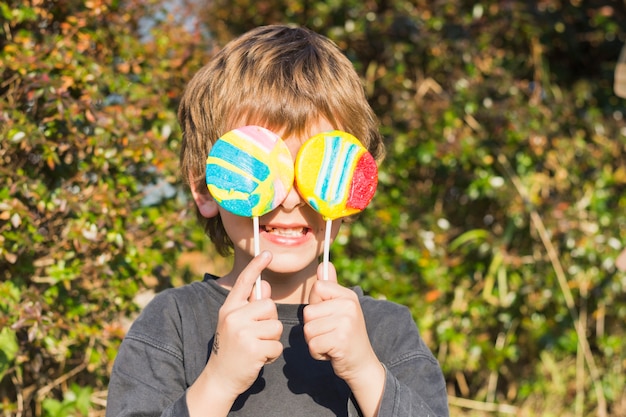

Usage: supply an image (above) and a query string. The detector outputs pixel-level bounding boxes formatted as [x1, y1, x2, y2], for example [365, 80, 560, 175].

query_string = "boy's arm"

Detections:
[304, 262, 449, 417]
[187, 251, 282, 416]
[304, 263, 385, 417]
[107, 253, 282, 417]
[105, 290, 193, 417]
[369, 354, 449, 417]
[339, 352, 449, 417]
[358, 301, 450, 417]
[105, 298, 252, 417]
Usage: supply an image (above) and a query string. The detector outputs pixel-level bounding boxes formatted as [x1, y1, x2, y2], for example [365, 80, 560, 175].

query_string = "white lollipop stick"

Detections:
[323, 218, 332, 280]
[253, 216, 262, 300]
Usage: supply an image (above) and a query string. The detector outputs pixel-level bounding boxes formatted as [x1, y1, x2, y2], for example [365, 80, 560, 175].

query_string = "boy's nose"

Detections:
[281, 185, 306, 211]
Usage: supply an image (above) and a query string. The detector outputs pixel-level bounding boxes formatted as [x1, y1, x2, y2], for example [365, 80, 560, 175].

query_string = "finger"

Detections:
[309, 264, 343, 305]
[243, 297, 279, 322]
[303, 313, 336, 342]
[249, 318, 283, 341]
[306, 332, 336, 361]
[249, 279, 272, 302]
[261, 339, 284, 364]
[304, 312, 355, 362]
[304, 297, 340, 322]
[317, 261, 337, 283]
[227, 251, 272, 305]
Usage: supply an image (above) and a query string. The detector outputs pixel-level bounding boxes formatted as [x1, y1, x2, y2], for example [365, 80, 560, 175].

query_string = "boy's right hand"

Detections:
[187, 251, 283, 416]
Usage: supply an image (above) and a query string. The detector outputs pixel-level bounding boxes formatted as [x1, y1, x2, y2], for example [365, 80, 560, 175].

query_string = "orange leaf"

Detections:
[425, 289, 442, 303]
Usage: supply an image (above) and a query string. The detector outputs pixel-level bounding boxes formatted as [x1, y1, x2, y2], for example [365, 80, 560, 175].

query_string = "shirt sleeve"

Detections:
[375, 357, 449, 417]
[105, 291, 193, 417]
[351, 297, 449, 417]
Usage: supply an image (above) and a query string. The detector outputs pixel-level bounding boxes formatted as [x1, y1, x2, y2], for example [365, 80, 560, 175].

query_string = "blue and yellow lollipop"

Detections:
[206, 125, 294, 298]
[206, 125, 294, 217]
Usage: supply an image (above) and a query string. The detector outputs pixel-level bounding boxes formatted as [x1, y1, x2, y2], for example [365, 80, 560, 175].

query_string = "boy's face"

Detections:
[205, 119, 343, 277]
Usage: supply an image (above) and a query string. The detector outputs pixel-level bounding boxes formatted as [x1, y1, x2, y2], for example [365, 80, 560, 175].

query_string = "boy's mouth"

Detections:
[262, 226, 309, 237]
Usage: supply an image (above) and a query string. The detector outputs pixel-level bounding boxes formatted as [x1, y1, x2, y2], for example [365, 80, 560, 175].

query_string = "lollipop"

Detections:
[206, 125, 294, 298]
[206, 126, 294, 216]
[295, 131, 378, 279]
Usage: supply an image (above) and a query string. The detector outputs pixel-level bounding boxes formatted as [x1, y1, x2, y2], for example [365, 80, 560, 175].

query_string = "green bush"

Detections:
[0, 0, 209, 414]
[1, 0, 625, 415]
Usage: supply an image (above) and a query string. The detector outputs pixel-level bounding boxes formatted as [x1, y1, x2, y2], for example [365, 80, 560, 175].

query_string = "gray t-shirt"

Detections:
[106, 274, 449, 416]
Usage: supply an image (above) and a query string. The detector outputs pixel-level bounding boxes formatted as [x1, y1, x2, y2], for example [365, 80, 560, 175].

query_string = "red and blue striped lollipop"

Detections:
[294, 131, 378, 279]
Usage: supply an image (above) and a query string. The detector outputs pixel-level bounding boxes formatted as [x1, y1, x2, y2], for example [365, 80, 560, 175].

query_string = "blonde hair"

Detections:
[179, 24, 384, 255]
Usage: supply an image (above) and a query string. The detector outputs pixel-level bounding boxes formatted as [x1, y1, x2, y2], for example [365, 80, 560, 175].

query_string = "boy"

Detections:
[106, 25, 449, 417]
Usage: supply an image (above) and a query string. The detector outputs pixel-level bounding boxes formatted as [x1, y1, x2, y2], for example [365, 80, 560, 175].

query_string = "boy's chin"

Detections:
[264, 253, 319, 276]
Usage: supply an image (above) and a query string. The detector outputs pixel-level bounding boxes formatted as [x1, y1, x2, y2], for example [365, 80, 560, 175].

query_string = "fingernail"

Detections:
[260, 250, 271, 260]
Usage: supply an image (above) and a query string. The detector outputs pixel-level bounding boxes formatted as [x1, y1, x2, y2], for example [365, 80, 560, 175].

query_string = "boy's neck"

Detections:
[265, 272, 316, 304]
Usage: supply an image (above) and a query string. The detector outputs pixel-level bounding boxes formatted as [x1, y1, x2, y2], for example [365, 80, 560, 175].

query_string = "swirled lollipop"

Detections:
[206, 125, 294, 217]
[294, 131, 378, 279]
[206, 125, 294, 298]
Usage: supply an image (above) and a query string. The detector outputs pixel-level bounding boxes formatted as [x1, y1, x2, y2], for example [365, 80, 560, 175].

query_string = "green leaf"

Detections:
[449, 229, 490, 252]
[0, 326, 19, 381]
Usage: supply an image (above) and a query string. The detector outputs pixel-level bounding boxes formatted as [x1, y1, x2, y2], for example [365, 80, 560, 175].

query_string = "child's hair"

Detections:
[178, 24, 384, 255]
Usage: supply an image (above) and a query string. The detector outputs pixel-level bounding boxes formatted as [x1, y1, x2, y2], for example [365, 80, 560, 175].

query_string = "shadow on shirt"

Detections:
[230, 305, 351, 415]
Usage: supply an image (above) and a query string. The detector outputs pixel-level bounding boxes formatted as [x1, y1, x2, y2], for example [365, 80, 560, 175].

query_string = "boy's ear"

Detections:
[190, 181, 220, 218]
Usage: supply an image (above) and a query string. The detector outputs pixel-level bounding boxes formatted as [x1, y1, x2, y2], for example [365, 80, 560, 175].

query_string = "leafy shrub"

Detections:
[1, 0, 625, 416]
[0, 0, 209, 413]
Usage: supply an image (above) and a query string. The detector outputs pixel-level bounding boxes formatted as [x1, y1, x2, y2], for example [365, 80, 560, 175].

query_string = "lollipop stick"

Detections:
[323, 218, 332, 280]
[253, 216, 262, 300]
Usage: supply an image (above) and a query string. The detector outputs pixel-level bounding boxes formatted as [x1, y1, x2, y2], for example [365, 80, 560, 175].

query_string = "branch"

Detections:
[448, 395, 518, 414]
[497, 154, 607, 417]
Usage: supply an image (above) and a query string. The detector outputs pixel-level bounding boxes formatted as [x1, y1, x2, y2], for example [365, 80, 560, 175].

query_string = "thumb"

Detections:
[249, 279, 272, 302]
[317, 261, 338, 283]
[226, 251, 272, 307]
[309, 262, 338, 304]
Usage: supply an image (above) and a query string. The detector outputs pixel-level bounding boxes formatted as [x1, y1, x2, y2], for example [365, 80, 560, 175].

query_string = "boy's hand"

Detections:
[303, 262, 386, 417]
[190, 251, 283, 413]
[213, 251, 283, 392]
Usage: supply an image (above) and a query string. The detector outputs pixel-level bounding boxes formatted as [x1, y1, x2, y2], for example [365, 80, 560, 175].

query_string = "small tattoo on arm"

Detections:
[212, 333, 220, 355]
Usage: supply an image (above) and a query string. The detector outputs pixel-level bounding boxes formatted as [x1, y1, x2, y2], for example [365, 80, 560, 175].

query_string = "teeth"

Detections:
[264, 226, 305, 236]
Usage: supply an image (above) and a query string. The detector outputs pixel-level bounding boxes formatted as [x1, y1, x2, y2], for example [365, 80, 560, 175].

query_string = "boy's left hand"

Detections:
[303, 262, 385, 391]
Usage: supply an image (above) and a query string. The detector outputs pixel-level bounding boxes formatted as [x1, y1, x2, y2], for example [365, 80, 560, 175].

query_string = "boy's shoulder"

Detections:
[133, 276, 224, 326]
[353, 287, 435, 362]
[353, 286, 417, 332]
[151, 274, 224, 306]
[149, 279, 211, 305]
[125, 277, 223, 342]
[353, 286, 412, 316]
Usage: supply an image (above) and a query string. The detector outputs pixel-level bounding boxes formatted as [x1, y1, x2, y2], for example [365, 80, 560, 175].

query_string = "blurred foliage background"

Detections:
[1, 0, 625, 416]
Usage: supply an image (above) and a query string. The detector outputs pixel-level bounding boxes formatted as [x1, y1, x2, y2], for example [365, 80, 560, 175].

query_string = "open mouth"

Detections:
[262, 226, 309, 237]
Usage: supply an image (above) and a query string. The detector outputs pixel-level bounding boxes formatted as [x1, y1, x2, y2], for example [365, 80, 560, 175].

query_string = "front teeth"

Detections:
[264, 226, 305, 236]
